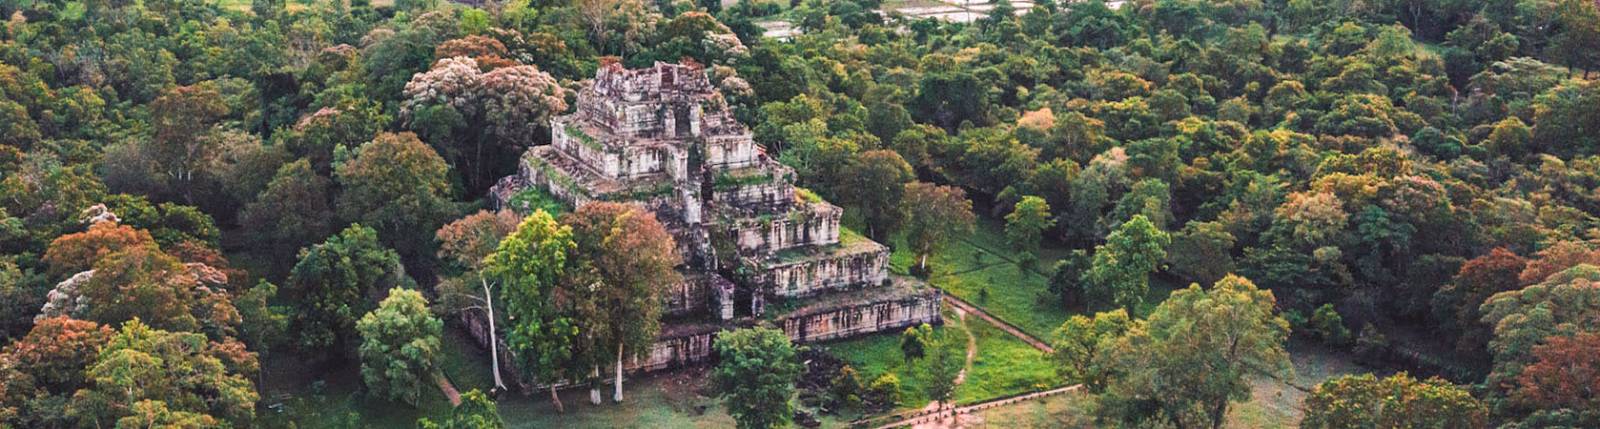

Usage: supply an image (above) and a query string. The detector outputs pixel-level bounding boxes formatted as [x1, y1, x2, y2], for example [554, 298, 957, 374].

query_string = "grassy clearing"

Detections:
[820, 307, 966, 410]
[889, 215, 1073, 339]
[957, 313, 1060, 403]
[496, 369, 739, 429]
[823, 304, 1059, 412]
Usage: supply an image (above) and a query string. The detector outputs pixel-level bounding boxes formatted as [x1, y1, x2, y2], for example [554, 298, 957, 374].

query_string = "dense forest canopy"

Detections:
[1, 0, 1599, 426]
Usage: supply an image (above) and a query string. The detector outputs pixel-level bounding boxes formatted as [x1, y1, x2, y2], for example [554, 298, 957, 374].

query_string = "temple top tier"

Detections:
[572, 61, 747, 141]
[591, 60, 715, 101]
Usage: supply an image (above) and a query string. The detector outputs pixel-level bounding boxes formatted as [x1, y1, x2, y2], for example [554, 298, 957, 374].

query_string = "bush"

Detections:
[864, 373, 901, 410]
[1353, 323, 1389, 366]
[828, 365, 864, 410]
[1309, 304, 1353, 345]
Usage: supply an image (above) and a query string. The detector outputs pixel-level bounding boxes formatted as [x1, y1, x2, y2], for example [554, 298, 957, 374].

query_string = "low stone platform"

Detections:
[745, 229, 890, 298]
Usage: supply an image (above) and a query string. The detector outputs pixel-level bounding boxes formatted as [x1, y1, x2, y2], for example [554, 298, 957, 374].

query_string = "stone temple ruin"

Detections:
[487, 61, 942, 387]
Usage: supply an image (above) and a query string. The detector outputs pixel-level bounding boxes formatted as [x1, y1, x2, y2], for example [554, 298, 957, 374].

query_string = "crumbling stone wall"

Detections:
[781, 291, 943, 343]
[759, 247, 890, 298]
[724, 203, 841, 255]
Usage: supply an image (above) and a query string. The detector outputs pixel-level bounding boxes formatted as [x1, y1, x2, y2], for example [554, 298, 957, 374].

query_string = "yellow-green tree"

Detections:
[357, 289, 443, 407]
[1100, 275, 1290, 429]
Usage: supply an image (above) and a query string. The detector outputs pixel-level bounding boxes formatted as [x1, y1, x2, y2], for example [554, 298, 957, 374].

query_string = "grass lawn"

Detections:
[889, 215, 1073, 339]
[956, 313, 1060, 403]
[821, 304, 1059, 412]
[496, 368, 739, 429]
[818, 307, 967, 411]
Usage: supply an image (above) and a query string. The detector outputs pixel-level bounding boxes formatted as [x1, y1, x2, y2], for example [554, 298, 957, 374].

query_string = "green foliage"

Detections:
[1166, 220, 1236, 286]
[287, 224, 412, 362]
[712, 327, 804, 429]
[418, 389, 504, 429]
[901, 183, 976, 273]
[1099, 275, 1291, 428]
[1004, 196, 1055, 255]
[240, 159, 334, 274]
[1049, 309, 1129, 391]
[841, 150, 915, 241]
[1302, 373, 1487, 429]
[482, 211, 580, 387]
[1084, 215, 1170, 313]
[907, 323, 961, 408]
[335, 132, 457, 262]
[357, 289, 443, 407]
[67, 320, 258, 427]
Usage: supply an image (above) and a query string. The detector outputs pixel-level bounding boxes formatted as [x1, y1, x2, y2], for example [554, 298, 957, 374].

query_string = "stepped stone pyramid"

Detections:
[488, 61, 941, 383]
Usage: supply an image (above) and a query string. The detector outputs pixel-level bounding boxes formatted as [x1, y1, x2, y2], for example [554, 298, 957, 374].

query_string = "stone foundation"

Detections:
[720, 202, 841, 255]
[779, 280, 943, 343]
[750, 238, 890, 298]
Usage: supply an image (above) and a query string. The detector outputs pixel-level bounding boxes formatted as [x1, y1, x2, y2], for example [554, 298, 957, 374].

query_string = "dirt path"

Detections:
[881, 385, 1085, 429]
[942, 295, 1054, 354]
[918, 307, 981, 414]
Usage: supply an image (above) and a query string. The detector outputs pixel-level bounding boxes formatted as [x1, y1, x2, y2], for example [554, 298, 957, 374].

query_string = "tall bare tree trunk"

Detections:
[482, 279, 506, 392]
[549, 385, 564, 413]
[590, 366, 602, 405]
[613, 343, 625, 402]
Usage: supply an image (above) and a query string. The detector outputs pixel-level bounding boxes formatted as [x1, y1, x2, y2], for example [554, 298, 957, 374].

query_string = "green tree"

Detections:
[913, 70, 991, 129]
[482, 210, 581, 410]
[1485, 116, 1532, 160]
[357, 289, 443, 407]
[1166, 220, 1237, 286]
[419, 389, 505, 429]
[335, 132, 457, 263]
[910, 323, 962, 411]
[901, 182, 977, 273]
[286, 224, 411, 362]
[1100, 275, 1291, 429]
[900, 326, 925, 363]
[1302, 373, 1486, 429]
[1108, 178, 1171, 230]
[106, 85, 229, 204]
[1548, 0, 1600, 78]
[1049, 309, 1130, 391]
[711, 327, 804, 429]
[1084, 215, 1170, 312]
[841, 150, 914, 242]
[1005, 196, 1055, 255]
[239, 159, 333, 275]
[1048, 250, 1091, 308]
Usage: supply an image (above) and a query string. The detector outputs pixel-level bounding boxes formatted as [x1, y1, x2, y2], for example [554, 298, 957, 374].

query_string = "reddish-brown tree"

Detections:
[436, 209, 522, 270]
[1434, 247, 1527, 355]
[1519, 241, 1600, 286]
[42, 222, 157, 277]
[0, 317, 113, 392]
[1513, 332, 1600, 412]
[562, 202, 681, 403]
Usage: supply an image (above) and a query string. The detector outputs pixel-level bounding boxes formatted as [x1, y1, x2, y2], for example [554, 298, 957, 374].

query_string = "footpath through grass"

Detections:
[821, 304, 1060, 413]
